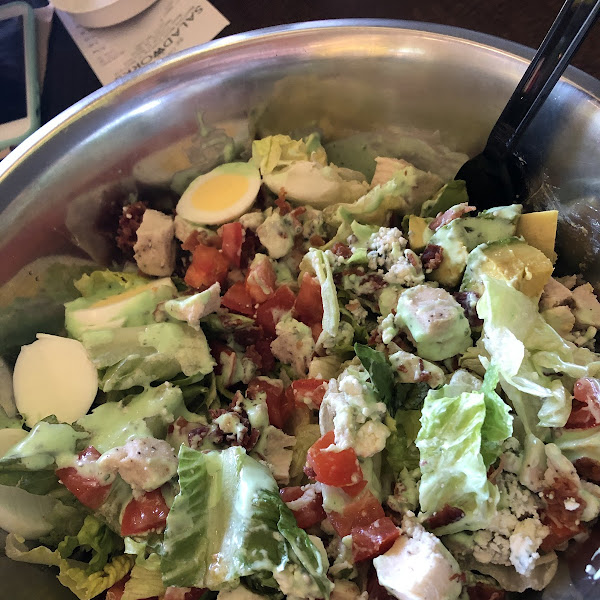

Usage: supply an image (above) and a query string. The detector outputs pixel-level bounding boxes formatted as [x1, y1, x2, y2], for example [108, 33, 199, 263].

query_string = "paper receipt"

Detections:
[55, 0, 230, 86]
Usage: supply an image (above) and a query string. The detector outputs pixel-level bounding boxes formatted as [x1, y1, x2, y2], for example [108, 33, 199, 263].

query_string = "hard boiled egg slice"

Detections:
[176, 162, 261, 225]
[13, 334, 98, 427]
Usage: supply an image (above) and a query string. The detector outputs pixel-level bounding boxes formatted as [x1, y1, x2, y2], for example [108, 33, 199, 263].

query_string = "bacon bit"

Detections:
[467, 583, 506, 600]
[366, 567, 395, 600]
[367, 329, 383, 347]
[574, 457, 600, 483]
[487, 455, 505, 484]
[275, 193, 292, 215]
[116, 201, 147, 255]
[421, 244, 444, 271]
[240, 229, 258, 269]
[182, 229, 221, 252]
[429, 203, 476, 231]
[232, 326, 262, 347]
[310, 234, 326, 247]
[565, 378, 600, 429]
[291, 206, 307, 218]
[245, 344, 263, 370]
[454, 290, 483, 329]
[540, 475, 587, 551]
[423, 505, 465, 530]
[331, 242, 353, 258]
[406, 250, 420, 269]
[450, 572, 467, 583]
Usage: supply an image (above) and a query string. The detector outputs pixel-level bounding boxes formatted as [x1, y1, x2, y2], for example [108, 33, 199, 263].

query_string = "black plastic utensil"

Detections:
[456, 0, 600, 210]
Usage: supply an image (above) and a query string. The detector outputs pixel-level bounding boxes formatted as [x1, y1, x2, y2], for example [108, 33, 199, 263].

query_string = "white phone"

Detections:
[0, 1, 40, 150]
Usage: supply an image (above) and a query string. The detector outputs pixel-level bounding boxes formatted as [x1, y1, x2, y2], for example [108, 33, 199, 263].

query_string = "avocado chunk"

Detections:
[407, 215, 433, 252]
[426, 206, 520, 288]
[461, 238, 554, 298]
[515, 210, 558, 261]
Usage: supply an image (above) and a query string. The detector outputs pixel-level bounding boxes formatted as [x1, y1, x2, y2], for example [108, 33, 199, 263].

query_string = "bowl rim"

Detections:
[1, 18, 599, 183]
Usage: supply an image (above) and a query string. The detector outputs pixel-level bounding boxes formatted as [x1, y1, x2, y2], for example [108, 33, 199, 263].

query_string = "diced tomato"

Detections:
[56, 446, 111, 510]
[245, 254, 277, 303]
[105, 575, 130, 600]
[221, 222, 244, 267]
[327, 489, 386, 538]
[121, 489, 169, 536]
[255, 336, 276, 373]
[565, 377, 600, 429]
[352, 517, 400, 561]
[164, 587, 207, 600]
[306, 431, 364, 490]
[247, 377, 292, 429]
[289, 379, 328, 409]
[222, 281, 255, 316]
[185, 244, 229, 289]
[294, 273, 323, 326]
[255, 285, 296, 336]
[280, 485, 326, 529]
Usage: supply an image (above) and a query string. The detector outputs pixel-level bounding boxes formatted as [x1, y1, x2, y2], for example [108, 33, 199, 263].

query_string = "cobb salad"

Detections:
[1, 132, 600, 600]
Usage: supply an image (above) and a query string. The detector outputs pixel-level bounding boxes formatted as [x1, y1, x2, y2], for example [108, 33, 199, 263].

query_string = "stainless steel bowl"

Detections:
[0, 20, 599, 599]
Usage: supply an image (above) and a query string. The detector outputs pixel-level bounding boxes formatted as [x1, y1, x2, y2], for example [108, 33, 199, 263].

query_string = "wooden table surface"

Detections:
[5, 0, 600, 124]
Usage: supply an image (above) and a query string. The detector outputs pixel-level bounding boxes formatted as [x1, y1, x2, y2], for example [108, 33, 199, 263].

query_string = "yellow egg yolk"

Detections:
[191, 173, 250, 212]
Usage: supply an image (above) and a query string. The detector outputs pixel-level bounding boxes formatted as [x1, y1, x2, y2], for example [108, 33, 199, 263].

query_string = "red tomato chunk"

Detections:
[306, 431, 364, 491]
[352, 517, 400, 561]
[55, 446, 111, 510]
[121, 489, 169, 536]
[221, 222, 244, 267]
[221, 281, 255, 316]
[185, 244, 229, 289]
[280, 485, 326, 529]
[327, 489, 386, 538]
[294, 273, 323, 326]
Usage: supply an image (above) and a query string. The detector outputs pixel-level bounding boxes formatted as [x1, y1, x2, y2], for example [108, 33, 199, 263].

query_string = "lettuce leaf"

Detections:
[0, 483, 84, 541]
[480, 364, 513, 467]
[251, 134, 327, 176]
[5, 533, 134, 600]
[416, 385, 500, 534]
[385, 411, 421, 474]
[477, 277, 592, 434]
[122, 565, 165, 600]
[161, 446, 331, 598]
[82, 322, 215, 392]
[305, 249, 339, 345]
[554, 425, 600, 463]
[58, 515, 123, 575]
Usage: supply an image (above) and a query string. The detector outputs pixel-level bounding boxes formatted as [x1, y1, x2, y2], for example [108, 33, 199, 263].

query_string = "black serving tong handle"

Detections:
[456, 0, 600, 210]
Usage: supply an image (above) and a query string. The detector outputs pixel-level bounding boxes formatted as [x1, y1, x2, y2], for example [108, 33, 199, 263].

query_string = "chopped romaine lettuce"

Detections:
[161, 445, 331, 598]
[416, 384, 501, 534]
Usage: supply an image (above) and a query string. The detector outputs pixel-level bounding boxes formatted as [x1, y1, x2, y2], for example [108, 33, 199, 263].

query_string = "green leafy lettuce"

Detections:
[416, 378, 508, 534]
[251, 134, 327, 176]
[161, 446, 331, 598]
[306, 249, 340, 345]
[58, 515, 123, 575]
[477, 276, 600, 435]
[82, 322, 215, 392]
[5, 533, 133, 600]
